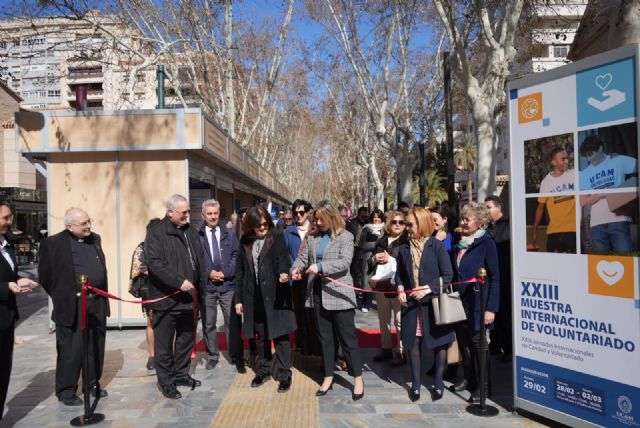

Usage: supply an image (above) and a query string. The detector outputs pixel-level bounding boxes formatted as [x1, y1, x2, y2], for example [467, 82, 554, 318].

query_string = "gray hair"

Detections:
[201, 198, 220, 212]
[165, 194, 188, 210]
[63, 207, 85, 226]
[461, 202, 491, 229]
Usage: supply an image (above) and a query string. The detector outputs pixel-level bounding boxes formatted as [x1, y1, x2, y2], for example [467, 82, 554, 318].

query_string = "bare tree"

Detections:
[433, 0, 525, 200]
[303, 0, 444, 209]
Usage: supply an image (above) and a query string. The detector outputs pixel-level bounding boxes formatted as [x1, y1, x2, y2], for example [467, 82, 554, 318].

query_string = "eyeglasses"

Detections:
[294, 210, 307, 216]
[460, 217, 476, 224]
[72, 219, 92, 227]
[284, 217, 293, 221]
[405, 221, 413, 228]
[257, 222, 269, 229]
[171, 209, 190, 215]
[390, 220, 405, 226]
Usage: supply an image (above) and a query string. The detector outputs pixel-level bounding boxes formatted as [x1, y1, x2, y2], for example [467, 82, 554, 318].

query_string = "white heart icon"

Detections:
[596, 260, 624, 286]
[595, 73, 613, 91]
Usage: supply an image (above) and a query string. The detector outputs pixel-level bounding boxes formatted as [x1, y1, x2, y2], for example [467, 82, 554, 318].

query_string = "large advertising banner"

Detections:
[508, 45, 640, 427]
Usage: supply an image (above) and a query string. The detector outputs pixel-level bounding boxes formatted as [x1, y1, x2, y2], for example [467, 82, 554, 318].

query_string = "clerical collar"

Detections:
[67, 230, 91, 243]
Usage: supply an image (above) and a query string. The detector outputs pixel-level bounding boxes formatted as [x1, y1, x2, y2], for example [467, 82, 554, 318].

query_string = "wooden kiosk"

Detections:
[15, 108, 291, 327]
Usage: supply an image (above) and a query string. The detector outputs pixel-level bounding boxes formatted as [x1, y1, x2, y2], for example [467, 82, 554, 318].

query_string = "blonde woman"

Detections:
[396, 207, 454, 402]
[291, 200, 364, 401]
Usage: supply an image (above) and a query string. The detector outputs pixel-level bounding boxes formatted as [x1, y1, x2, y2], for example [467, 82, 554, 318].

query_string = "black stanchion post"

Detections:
[467, 268, 499, 417]
[71, 275, 105, 426]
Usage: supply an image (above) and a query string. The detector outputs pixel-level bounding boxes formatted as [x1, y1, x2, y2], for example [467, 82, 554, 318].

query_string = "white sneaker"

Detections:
[361, 307, 369, 313]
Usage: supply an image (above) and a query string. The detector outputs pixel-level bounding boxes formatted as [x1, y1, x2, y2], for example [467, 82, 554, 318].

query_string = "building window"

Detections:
[553, 45, 569, 58]
[47, 89, 60, 97]
[0, 41, 6, 49]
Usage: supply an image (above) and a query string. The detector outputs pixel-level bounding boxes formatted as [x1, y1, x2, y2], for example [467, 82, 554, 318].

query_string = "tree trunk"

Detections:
[467, 172, 473, 204]
[396, 161, 414, 207]
[471, 96, 497, 201]
[224, 0, 236, 139]
[369, 156, 385, 210]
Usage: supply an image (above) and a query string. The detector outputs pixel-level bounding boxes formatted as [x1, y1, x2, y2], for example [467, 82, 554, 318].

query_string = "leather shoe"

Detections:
[59, 395, 83, 406]
[235, 360, 247, 374]
[277, 378, 292, 393]
[90, 387, 108, 398]
[206, 360, 218, 370]
[315, 383, 333, 397]
[450, 379, 471, 392]
[251, 374, 268, 388]
[431, 389, 444, 401]
[352, 390, 365, 401]
[160, 384, 182, 399]
[175, 375, 202, 389]
[408, 389, 420, 402]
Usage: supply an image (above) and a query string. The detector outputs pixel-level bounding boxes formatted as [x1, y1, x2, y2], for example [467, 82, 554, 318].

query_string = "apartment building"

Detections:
[0, 15, 157, 111]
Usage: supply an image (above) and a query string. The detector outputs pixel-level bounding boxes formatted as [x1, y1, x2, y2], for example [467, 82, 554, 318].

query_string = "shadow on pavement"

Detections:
[2, 369, 55, 426]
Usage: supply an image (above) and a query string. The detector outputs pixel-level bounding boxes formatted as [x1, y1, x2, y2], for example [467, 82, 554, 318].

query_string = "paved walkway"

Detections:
[1, 265, 552, 427]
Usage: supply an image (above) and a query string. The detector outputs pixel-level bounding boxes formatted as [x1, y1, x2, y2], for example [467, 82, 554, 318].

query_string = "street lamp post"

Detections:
[443, 51, 458, 219]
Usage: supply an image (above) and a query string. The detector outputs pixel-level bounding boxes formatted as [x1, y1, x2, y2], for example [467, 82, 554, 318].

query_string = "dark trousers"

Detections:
[312, 293, 362, 377]
[228, 294, 256, 363]
[0, 323, 14, 420]
[456, 323, 491, 391]
[203, 289, 234, 362]
[491, 286, 512, 356]
[153, 309, 195, 387]
[55, 298, 107, 399]
[253, 311, 292, 381]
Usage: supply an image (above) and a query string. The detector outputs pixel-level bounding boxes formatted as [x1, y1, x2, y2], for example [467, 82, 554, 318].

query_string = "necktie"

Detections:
[210, 227, 223, 272]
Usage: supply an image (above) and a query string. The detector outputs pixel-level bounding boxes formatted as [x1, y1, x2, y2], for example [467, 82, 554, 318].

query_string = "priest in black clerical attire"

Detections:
[39, 208, 109, 406]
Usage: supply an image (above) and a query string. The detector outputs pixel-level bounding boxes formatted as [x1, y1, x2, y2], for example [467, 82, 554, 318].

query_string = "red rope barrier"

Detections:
[315, 272, 480, 294]
[80, 283, 199, 359]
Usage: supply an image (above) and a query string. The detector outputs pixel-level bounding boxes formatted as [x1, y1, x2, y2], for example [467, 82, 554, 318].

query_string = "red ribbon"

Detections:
[80, 283, 199, 359]
[316, 272, 480, 294]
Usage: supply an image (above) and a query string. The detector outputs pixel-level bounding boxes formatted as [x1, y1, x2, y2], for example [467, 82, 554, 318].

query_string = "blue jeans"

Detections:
[590, 221, 634, 253]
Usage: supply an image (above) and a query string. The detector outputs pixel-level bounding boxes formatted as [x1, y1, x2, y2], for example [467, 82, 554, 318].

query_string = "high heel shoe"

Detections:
[409, 389, 420, 402]
[352, 384, 365, 401]
[352, 390, 364, 401]
[315, 383, 333, 397]
[431, 389, 444, 401]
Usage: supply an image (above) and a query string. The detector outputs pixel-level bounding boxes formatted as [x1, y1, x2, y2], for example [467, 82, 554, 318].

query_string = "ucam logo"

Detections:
[613, 395, 637, 426]
[588, 255, 635, 299]
[518, 92, 543, 124]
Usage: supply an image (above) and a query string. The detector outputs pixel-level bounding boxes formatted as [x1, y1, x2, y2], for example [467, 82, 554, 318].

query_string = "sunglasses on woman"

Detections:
[390, 220, 405, 226]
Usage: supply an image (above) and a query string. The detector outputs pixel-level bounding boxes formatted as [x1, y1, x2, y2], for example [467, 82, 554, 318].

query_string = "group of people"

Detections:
[0, 192, 513, 420]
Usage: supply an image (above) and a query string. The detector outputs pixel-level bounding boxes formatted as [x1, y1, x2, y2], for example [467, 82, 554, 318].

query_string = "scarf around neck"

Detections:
[457, 229, 486, 250]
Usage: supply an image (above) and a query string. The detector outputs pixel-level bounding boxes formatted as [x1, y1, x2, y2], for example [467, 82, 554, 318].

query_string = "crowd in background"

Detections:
[128, 194, 512, 404]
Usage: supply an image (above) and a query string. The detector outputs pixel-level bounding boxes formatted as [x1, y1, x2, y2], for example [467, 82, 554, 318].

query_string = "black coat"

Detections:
[39, 231, 109, 327]
[0, 242, 18, 331]
[145, 217, 206, 312]
[395, 238, 455, 349]
[234, 231, 295, 340]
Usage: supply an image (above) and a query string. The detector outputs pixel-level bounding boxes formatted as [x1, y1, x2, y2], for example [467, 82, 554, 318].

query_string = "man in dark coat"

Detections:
[39, 208, 109, 406]
[0, 202, 38, 419]
[145, 194, 206, 399]
[485, 196, 512, 362]
[197, 199, 239, 371]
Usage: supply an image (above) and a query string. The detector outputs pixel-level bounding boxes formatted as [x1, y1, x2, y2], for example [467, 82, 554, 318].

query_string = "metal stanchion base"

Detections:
[70, 413, 105, 426]
[466, 404, 499, 417]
